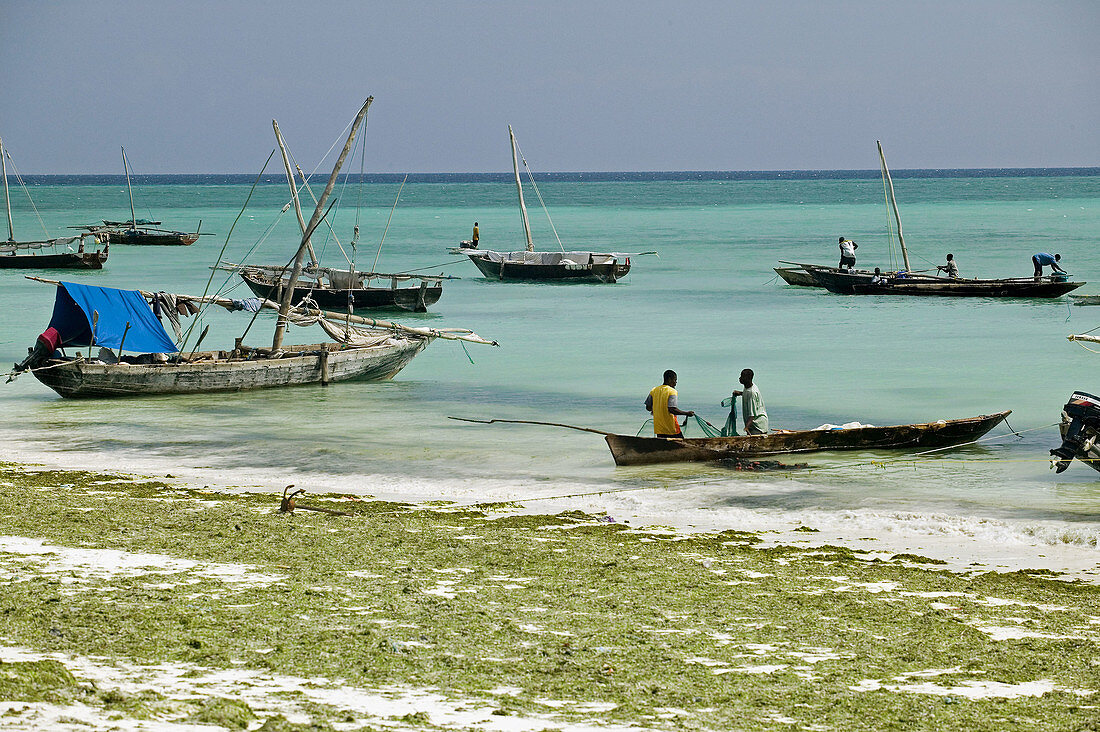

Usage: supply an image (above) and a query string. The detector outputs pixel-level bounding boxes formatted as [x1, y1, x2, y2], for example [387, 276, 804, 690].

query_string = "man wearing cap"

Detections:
[838, 236, 858, 271]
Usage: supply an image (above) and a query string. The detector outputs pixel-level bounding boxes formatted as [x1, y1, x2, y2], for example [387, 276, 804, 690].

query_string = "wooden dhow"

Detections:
[459, 126, 649, 282]
[1, 138, 108, 269]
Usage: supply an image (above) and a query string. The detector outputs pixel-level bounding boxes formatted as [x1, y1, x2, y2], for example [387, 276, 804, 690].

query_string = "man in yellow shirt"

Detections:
[645, 370, 695, 438]
[471, 222, 479, 249]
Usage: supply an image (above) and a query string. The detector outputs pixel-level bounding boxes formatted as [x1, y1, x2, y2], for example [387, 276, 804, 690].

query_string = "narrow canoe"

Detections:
[807, 268, 1084, 298]
[605, 411, 1011, 465]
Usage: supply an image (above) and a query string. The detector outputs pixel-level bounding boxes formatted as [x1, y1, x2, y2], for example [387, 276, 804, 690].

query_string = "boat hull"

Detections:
[0, 250, 107, 269]
[240, 272, 442, 312]
[605, 411, 1011, 465]
[32, 339, 430, 398]
[98, 229, 197, 246]
[807, 268, 1084, 298]
[467, 253, 630, 282]
[774, 266, 818, 287]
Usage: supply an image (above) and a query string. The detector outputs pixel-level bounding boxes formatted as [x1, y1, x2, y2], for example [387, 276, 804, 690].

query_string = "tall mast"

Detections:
[272, 97, 372, 350]
[1, 139, 13, 242]
[122, 146, 137, 230]
[877, 140, 911, 273]
[272, 122, 319, 267]
[509, 125, 534, 252]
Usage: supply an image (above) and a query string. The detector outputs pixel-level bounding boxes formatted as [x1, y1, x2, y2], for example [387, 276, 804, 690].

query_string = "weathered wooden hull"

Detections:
[0, 250, 107, 269]
[467, 254, 630, 282]
[32, 339, 430, 398]
[98, 229, 197, 246]
[774, 267, 818, 287]
[605, 411, 1011, 465]
[240, 272, 442, 312]
[808, 268, 1084, 298]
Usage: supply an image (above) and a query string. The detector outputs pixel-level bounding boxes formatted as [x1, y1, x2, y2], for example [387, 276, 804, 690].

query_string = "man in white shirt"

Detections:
[838, 236, 858, 271]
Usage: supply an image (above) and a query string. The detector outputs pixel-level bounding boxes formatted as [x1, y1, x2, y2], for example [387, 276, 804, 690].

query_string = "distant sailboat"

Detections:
[0, 137, 107, 269]
[459, 126, 651, 282]
[76, 147, 203, 246]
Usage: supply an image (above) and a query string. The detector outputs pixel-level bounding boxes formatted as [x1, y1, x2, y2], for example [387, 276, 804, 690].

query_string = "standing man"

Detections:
[838, 236, 858, 271]
[1032, 252, 1065, 279]
[471, 222, 479, 249]
[645, 370, 695, 438]
[732, 369, 768, 435]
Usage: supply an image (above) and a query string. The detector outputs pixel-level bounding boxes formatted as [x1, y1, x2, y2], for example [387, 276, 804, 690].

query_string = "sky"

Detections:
[1, 0, 1097, 173]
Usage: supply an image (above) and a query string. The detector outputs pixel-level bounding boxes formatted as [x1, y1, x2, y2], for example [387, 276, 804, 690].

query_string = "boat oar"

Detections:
[187, 325, 210, 361]
[448, 416, 613, 436]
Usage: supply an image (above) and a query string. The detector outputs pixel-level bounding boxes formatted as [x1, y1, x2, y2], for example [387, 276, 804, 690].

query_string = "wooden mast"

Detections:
[272, 97, 373, 350]
[877, 140, 911, 273]
[1, 138, 13, 242]
[509, 125, 534, 252]
[121, 146, 138, 231]
[272, 122, 319, 267]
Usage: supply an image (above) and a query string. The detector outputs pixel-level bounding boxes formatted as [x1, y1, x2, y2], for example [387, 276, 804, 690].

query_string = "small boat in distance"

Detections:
[796, 142, 1085, 299]
[231, 264, 444, 313]
[1, 137, 108, 269]
[459, 126, 650, 282]
[605, 411, 1011, 466]
[75, 147, 203, 246]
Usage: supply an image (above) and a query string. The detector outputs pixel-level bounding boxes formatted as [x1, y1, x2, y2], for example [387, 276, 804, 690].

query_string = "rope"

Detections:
[372, 174, 407, 273]
[4, 152, 52, 239]
[514, 140, 566, 253]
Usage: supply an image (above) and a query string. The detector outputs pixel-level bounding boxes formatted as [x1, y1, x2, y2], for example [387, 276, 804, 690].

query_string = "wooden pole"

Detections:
[122, 147, 137, 231]
[273, 97, 373, 351]
[510, 125, 534, 252]
[1, 138, 13, 242]
[877, 141, 911, 273]
[272, 121, 318, 267]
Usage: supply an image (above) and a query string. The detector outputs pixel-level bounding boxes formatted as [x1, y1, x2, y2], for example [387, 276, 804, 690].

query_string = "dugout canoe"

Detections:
[605, 411, 1011, 465]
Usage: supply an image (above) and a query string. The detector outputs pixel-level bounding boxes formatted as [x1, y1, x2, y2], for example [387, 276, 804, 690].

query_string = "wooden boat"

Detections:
[605, 411, 1011, 465]
[14, 100, 496, 399]
[234, 265, 443, 312]
[1, 138, 108, 269]
[785, 142, 1086, 298]
[76, 147, 202, 246]
[461, 126, 646, 282]
[774, 266, 819, 287]
[1069, 294, 1100, 306]
[807, 267, 1084, 298]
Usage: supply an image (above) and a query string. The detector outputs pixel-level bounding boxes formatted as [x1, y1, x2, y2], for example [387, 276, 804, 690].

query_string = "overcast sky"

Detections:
[1, 1, 1097, 173]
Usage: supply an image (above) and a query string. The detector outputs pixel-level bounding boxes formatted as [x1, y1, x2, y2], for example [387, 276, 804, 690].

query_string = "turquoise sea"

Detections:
[2, 170, 1099, 576]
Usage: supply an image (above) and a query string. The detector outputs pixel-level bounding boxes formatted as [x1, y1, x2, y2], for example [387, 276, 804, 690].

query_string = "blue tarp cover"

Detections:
[48, 282, 179, 354]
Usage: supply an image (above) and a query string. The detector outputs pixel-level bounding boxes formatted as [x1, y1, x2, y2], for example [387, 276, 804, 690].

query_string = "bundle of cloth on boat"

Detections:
[285, 309, 405, 348]
[47, 282, 178, 353]
[478, 251, 618, 266]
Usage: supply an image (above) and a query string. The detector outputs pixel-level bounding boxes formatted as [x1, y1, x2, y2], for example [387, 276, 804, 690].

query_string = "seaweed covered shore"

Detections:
[0, 463, 1096, 731]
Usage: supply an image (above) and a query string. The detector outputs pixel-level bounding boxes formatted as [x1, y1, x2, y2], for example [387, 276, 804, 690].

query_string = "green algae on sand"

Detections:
[0, 463, 1096, 731]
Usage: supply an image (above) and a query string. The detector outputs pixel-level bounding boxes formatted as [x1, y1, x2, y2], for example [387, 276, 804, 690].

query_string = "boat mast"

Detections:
[122, 146, 137, 231]
[509, 125, 534, 252]
[272, 97, 372, 351]
[272, 122, 319, 267]
[1, 139, 13, 242]
[877, 140, 911, 272]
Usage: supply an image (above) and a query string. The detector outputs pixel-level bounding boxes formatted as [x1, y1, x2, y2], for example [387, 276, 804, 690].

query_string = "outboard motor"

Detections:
[11, 327, 62, 377]
[1050, 391, 1100, 474]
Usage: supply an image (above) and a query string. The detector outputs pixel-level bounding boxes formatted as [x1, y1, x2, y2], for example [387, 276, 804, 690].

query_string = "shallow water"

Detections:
[1, 171, 1098, 574]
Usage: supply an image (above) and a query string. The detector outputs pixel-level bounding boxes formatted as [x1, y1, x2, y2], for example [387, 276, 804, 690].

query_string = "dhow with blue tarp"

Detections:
[11, 99, 496, 399]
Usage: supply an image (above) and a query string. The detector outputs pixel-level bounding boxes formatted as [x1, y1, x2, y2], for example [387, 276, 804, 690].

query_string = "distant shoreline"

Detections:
[8, 167, 1100, 185]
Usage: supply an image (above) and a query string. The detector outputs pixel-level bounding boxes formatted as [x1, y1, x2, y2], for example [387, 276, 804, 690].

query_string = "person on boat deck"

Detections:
[471, 222, 479, 249]
[838, 236, 858, 271]
[1032, 252, 1065, 278]
[870, 267, 887, 285]
[645, 370, 695, 438]
[732, 369, 769, 435]
[937, 253, 960, 278]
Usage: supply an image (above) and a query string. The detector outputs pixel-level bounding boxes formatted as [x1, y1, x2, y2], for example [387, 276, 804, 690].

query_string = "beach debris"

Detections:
[277, 485, 350, 516]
